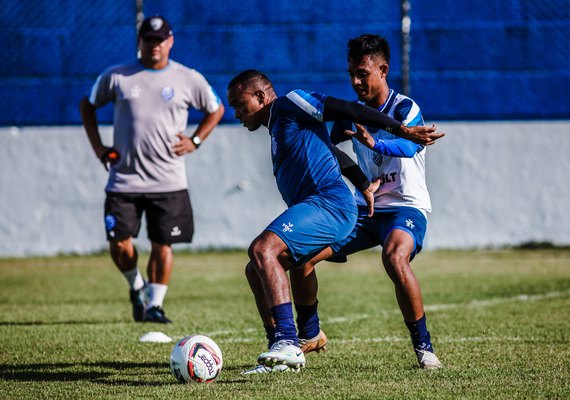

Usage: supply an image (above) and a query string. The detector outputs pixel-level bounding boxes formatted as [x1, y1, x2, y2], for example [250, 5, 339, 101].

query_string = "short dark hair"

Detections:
[228, 69, 273, 91]
[347, 34, 390, 64]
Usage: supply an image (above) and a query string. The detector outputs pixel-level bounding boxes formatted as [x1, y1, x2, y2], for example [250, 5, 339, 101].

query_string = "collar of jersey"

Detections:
[356, 88, 395, 112]
[356, 89, 395, 134]
[138, 59, 172, 72]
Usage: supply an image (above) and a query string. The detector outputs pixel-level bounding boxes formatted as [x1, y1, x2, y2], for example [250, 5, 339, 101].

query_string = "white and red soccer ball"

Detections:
[170, 335, 223, 383]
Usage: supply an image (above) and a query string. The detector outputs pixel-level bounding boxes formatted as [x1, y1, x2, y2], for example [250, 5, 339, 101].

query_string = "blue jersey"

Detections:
[268, 90, 352, 208]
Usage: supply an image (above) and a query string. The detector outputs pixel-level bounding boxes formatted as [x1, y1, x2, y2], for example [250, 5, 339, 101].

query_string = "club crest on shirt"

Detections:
[161, 86, 174, 102]
[373, 152, 384, 167]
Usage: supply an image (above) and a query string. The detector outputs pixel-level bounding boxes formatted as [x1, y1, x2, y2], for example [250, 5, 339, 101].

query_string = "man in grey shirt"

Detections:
[80, 15, 224, 323]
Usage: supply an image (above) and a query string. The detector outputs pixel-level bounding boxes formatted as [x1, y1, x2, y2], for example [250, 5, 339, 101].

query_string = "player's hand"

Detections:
[399, 124, 445, 145]
[99, 148, 121, 171]
[363, 178, 381, 217]
[344, 123, 375, 149]
[172, 133, 197, 156]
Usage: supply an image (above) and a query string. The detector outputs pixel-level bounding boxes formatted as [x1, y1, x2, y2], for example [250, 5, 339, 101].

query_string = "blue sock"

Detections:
[271, 302, 299, 346]
[295, 301, 320, 340]
[264, 325, 275, 349]
[405, 314, 434, 353]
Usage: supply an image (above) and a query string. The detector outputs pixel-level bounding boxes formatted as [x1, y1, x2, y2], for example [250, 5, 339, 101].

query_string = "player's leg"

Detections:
[245, 260, 275, 348]
[144, 241, 173, 323]
[290, 247, 333, 354]
[382, 229, 423, 322]
[248, 200, 356, 371]
[243, 254, 305, 375]
[143, 190, 194, 324]
[105, 193, 147, 322]
[380, 208, 442, 369]
[248, 230, 306, 369]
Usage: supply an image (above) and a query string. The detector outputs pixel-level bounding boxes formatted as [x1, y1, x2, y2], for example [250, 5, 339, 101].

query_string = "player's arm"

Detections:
[323, 96, 444, 145]
[345, 123, 422, 157]
[79, 96, 120, 169]
[332, 146, 379, 217]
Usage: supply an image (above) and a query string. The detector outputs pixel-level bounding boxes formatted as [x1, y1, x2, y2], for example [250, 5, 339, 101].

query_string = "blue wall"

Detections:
[1, 0, 568, 125]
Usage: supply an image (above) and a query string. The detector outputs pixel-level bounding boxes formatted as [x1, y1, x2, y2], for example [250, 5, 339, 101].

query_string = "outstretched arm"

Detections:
[323, 96, 444, 145]
[345, 123, 422, 157]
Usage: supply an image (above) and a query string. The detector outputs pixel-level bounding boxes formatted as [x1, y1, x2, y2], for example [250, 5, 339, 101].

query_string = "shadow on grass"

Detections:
[0, 361, 172, 386]
[0, 320, 126, 326]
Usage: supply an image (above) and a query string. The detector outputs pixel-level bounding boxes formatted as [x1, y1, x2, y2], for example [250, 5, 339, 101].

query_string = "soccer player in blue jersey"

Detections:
[226, 69, 443, 373]
[291, 34, 444, 369]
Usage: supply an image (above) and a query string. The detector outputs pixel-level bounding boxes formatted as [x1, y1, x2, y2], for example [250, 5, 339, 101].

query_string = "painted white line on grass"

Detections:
[205, 328, 258, 336]
[215, 336, 523, 344]
[322, 289, 570, 324]
[332, 336, 523, 344]
[190, 290, 569, 341]
[424, 290, 570, 312]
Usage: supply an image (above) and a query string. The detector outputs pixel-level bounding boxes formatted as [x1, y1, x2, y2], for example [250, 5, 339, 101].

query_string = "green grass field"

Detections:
[1, 249, 569, 399]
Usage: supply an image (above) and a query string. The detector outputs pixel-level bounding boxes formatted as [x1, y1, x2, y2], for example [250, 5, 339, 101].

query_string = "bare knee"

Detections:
[110, 238, 134, 258]
[248, 237, 275, 270]
[382, 247, 411, 283]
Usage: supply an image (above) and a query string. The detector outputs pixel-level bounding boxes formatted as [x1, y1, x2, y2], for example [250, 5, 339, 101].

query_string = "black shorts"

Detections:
[104, 190, 194, 244]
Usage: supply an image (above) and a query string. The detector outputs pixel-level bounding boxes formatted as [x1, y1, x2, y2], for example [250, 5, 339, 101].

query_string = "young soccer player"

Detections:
[226, 69, 443, 373]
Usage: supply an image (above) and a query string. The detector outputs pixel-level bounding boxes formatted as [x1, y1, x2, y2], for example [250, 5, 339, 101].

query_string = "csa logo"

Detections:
[105, 214, 116, 238]
[104, 215, 116, 231]
[161, 86, 174, 102]
[150, 17, 163, 31]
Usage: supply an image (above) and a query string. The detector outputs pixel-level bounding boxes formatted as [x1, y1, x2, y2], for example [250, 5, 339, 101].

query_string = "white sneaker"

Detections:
[242, 364, 297, 375]
[416, 349, 443, 369]
[257, 340, 306, 369]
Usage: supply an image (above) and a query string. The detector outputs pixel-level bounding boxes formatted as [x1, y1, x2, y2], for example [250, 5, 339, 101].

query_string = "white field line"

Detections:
[195, 290, 569, 341]
[424, 290, 570, 312]
[216, 335, 523, 344]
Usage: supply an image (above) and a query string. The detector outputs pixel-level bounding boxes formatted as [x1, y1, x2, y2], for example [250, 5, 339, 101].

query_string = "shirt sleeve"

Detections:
[284, 90, 328, 122]
[187, 70, 222, 114]
[370, 97, 424, 157]
[372, 137, 422, 157]
[88, 70, 115, 108]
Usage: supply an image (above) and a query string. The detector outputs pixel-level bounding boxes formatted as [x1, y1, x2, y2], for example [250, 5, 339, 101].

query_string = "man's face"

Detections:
[227, 85, 265, 131]
[347, 54, 388, 105]
[138, 35, 173, 66]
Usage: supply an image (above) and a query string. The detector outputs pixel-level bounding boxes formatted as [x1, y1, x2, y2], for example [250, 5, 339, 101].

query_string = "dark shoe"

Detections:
[144, 306, 172, 324]
[129, 284, 147, 322]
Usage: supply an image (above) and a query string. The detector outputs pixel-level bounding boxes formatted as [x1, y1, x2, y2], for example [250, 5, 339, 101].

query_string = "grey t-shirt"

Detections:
[89, 59, 221, 193]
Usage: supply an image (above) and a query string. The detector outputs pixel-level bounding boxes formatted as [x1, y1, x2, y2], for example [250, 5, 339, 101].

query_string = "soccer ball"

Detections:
[170, 335, 223, 383]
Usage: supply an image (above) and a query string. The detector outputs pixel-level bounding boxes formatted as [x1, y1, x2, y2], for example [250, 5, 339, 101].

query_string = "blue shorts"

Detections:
[330, 206, 427, 260]
[266, 196, 357, 266]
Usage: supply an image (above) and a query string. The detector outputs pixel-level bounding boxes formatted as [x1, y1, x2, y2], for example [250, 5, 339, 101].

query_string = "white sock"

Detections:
[147, 283, 168, 309]
[122, 267, 145, 291]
